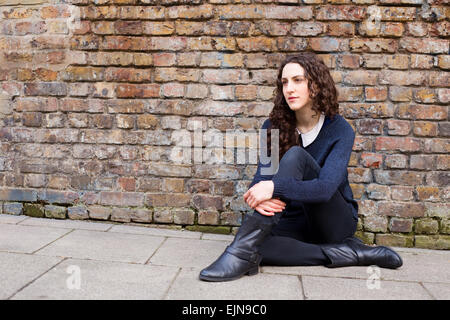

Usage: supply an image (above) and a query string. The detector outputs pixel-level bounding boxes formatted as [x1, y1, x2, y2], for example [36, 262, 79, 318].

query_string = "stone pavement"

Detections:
[0, 213, 449, 300]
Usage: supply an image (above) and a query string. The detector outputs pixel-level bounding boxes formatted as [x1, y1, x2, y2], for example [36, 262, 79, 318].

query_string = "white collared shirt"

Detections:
[296, 113, 325, 147]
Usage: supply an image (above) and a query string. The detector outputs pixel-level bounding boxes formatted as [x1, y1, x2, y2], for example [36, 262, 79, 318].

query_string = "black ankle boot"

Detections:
[321, 237, 403, 269]
[199, 212, 277, 282]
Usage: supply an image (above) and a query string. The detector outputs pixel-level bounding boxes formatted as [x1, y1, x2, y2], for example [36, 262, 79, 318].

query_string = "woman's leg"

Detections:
[260, 146, 356, 266]
[260, 146, 401, 270]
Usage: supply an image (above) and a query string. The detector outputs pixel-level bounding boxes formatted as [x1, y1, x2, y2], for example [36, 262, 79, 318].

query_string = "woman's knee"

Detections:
[280, 146, 306, 164]
[275, 145, 320, 179]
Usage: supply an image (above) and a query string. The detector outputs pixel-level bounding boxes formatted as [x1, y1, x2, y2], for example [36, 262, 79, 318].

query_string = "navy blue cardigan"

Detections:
[248, 114, 359, 221]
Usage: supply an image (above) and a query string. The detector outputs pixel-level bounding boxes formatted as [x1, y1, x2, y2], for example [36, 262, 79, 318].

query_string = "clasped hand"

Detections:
[243, 181, 286, 216]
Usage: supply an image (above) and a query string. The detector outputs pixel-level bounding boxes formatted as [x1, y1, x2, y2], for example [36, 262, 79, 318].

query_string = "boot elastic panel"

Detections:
[321, 244, 359, 268]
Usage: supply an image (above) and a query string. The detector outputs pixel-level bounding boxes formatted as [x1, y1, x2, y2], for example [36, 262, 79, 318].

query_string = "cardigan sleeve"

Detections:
[247, 119, 274, 190]
[271, 127, 355, 203]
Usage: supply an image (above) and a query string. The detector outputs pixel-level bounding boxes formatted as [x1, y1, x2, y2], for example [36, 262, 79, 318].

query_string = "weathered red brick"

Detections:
[428, 71, 450, 87]
[24, 82, 67, 96]
[116, 84, 160, 98]
[396, 104, 447, 120]
[143, 21, 175, 35]
[105, 67, 151, 82]
[430, 21, 450, 37]
[380, 6, 416, 21]
[375, 136, 421, 152]
[400, 38, 448, 54]
[114, 21, 142, 35]
[316, 5, 366, 21]
[198, 210, 220, 225]
[385, 154, 408, 169]
[342, 103, 394, 119]
[16, 97, 58, 112]
[374, 170, 424, 186]
[378, 201, 425, 218]
[360, 153, 383, 168]
[413, 122, 438, 137]
[309, 38, 348, 52]
[237, 37, 276, 52]
[382, 22, 404, 37]
[350, 38, 398, 53]
[389, 218, 413, 233]
[380, 70, 427, 86]
[358, 119, 383, 135]
[118, 6, 164, 20]
[22, 112, 42, 127]
[424, 139, 450, 154]
[365, 87, 387, 101]
[327, 22, 354, 36]
[386, 119, 410, 136]
[168, 4, 214, 19]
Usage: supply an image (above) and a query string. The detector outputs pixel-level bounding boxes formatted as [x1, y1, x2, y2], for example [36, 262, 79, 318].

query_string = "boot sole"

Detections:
[199, 267, 259, 282]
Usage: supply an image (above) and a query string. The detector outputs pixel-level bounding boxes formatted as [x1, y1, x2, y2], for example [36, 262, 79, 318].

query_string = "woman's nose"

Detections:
[286, 81, 294, 92]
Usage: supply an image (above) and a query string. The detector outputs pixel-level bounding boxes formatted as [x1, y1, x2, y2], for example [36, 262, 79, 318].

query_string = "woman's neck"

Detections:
[295, 108, 321, 133]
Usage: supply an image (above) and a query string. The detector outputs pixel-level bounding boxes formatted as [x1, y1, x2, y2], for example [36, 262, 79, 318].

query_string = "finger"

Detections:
[262, 200, 285, 210]
[258, 203, 274, 211]
[260, 204, 283, 213]
[252, 196, 261, 208]
[270, 199, 286, 206]
[248, 197, 255, 209]
[260, 202, 283, 212]
[255, 207, 274, 216]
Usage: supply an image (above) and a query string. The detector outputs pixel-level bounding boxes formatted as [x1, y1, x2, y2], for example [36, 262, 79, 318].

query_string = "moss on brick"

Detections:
[44, 205, 67, 219]
[354, 231, 375, 245]
[440, 219, 450, 234]
[415, 235, 450, 250]
[375, 233, 414, 248]
[24, 203, 44, 218]
[415, 218, 439, 234]
[186, 225, 231, 235]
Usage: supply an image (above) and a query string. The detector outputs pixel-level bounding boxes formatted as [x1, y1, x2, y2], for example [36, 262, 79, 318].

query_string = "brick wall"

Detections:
[0, 0, 448, 249]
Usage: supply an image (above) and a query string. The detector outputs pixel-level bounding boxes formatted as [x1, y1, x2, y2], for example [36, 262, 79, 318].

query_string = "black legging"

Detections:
[258, 146, 358, 266]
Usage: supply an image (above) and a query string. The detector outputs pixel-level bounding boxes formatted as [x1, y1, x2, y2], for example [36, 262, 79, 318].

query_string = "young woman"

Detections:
[199, 52, 402, 282]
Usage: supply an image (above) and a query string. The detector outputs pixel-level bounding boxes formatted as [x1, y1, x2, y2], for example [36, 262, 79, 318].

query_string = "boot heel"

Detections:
[246, 266, 259, 276]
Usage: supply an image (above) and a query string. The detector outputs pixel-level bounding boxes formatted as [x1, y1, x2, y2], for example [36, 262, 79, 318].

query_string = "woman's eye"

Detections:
[282, 79, 303, 85]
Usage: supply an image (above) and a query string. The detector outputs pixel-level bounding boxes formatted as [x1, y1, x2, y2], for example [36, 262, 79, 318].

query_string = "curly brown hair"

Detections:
[267, 52, 340, 159]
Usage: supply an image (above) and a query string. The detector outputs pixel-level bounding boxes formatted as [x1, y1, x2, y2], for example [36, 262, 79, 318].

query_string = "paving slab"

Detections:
[0, 214, 29, 224]
[302, 275, 433, 300]
[372, 251, 450, 284]
[0, 252, 63, 300]
[165, 268, 303, 300]
[108, 224, 202, 239]
[11, 258, 180, 300]
[1, 216, 449, 300]
[35, 229, 165, 264]
[149, 237, 228, 269]
[18, 217, 112, 231]
[393, 246, 449, 255]
[262, 250, 450, 284]
[421, 282, 450, 300]
[261, 264, 370, 280]
[201, 233, 234, 241]
[0, 224, 72, 254]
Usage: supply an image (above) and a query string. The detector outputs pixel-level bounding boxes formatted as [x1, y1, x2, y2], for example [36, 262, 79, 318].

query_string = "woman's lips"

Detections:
[288, 97, 297, 100]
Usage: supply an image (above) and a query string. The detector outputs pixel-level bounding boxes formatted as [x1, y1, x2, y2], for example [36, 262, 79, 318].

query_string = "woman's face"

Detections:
[281, 62, 314, 112]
